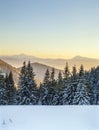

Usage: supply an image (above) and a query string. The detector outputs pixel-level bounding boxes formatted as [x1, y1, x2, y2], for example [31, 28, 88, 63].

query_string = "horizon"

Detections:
[0, 0, 99, 59]
[0, 53, 99, 60]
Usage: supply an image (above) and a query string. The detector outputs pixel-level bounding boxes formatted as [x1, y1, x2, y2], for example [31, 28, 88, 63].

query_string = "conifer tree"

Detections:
[57, 71, 63, 91]
[79, 64, 84, 78]
[5, 72, 16, 105]
[39, 68, 58, 105]
[0, 74, 7, 105]
[73, 82, 91, 105]
[16, 61, 27, 104]
[89, 67, 99, 104]
[43, 69, 50, 85]
[17, 61, 38, 105]
[38, 69, 50, 105]
[26, 61, 38, 104]
[63, 62, 70, 81]
[19, 61, 27, 89]
[48, 68, 58, 105]
[71, 65, 77, 81]
[59, 83, 74, 105]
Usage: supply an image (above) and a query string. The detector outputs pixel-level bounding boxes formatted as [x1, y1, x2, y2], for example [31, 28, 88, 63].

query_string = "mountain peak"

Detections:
[72, 56, 84, 59]
[72, 56, 98, 61]
[72, 56, 93, 60]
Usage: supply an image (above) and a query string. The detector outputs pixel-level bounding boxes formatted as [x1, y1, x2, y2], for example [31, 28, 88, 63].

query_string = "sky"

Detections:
[0, 0, 99, 59]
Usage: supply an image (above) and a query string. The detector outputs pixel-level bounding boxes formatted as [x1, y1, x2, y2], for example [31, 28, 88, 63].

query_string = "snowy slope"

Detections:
[0, 106, 99, 130]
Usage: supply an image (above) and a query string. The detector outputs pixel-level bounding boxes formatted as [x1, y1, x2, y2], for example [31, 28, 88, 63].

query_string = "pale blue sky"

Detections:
[0, 0, 99, 58]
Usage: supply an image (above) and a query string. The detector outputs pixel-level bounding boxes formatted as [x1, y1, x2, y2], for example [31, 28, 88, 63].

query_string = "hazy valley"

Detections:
[1, 54, 99, 70]
[1, 54, 99, 86]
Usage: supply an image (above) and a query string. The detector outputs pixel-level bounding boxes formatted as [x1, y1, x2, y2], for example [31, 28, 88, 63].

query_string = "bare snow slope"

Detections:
[0, 106, 99, 130]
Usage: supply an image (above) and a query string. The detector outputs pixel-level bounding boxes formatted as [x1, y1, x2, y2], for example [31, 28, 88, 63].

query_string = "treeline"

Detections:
[0, 61, 99, 105]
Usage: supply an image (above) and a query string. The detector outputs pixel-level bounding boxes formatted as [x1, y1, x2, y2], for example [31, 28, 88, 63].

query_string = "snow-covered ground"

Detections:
[0, 106, 99, 130]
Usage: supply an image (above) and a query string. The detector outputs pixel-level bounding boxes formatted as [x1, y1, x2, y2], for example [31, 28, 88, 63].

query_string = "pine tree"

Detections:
[48, 68, 58, 105]
[72, 65, 91, 105]
[63, 62, 70, 81]
[73, 81, 91, 105]
[71, 65, 77, 81]
[59, 63, 73, 105]
[19, 61, 27, 89]
[0, 74, 7, 105]
[26, 61, 38, 105]
[38, 68, 58, 105]
[38, 69, 50, 105]
[79, 64, 84, 78]
[16, 61, 27, 105]
[43, 69, 50, 85]
[57, 71, 63, 91]
[50, 68, 55, 87]
[88, 67, 99, 104]
[5, 72, 16, 105]
[17, 61, 38, 105]
[59, 82, 74, 105]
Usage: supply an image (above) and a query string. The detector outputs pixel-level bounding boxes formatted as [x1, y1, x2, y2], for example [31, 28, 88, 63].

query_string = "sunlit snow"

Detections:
[0, 106, 99, 130]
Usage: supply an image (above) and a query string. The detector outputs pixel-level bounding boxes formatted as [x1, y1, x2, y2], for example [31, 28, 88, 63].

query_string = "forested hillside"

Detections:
[0, 61, 99, 105]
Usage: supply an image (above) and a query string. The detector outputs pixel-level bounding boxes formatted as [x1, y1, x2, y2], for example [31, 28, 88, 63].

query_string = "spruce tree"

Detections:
[38, 68, 58, 105]
[79, 64, 84, 78]
[48, 68, 58, 105]
[16, 61, 27, 104]
[19, 61, 27, 89]
[5, 72, 16, 105]
[72, 65, 91, 105]
[63, 62, 70, 81]
[57, 71, 63, 91]
[0, 74, 7, 105]
[26, 61, 38, 105]
[43, 69, 50, 85]
[59, 83, 74, 105]
[73, 82, 91, 105]
[17, 61, 38, 105]
[89, 67, 99, 104]
[38, 69, 50, 105]
[71, 65, 77, 81]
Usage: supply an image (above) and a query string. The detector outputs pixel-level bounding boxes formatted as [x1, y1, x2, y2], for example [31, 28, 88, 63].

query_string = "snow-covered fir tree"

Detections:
[73, 81, 91, 105]
[0, 74, 7, 105]
[57, 71, 63, 91]
[5, 72, 16, 105]
[16, 61, 38, 105]
[16, 61, 27, 104]
[26, 61, 38, 104]
[38, 69, 50, 105]
[63, 62, 70, 81]
[73, 65, 91, 105]
[59, 83, 74, 105]
[48, 68, 59, 105]
[79, 64, 84, 78]
[71, 65, 78, 81]
[59, 63, 73, 105]
[88, 67, 99, 104]
[38, 68, 58, 105]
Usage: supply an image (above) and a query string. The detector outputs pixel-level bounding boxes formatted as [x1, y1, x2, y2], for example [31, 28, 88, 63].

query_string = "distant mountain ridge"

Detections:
[0, 59, 19, 85]
[0, 59, 62, 86]
[0, 54, 99, 70]
[18, 62, 63, 82]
